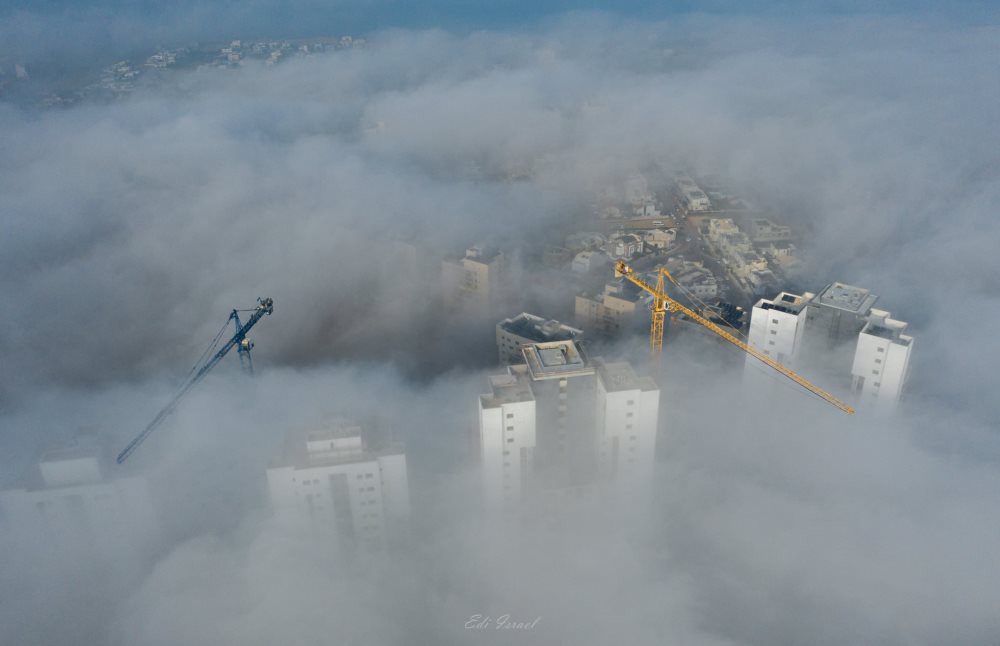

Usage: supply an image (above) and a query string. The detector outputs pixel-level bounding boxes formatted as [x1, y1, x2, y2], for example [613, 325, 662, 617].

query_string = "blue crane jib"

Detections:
[116, 297, 274, 464]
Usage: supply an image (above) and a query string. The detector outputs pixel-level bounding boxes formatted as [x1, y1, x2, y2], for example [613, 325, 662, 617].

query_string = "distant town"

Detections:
[0, 36, 365, 108]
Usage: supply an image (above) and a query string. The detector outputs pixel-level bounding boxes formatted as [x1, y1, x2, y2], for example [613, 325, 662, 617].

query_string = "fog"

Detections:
[2, 9, 1000, 646]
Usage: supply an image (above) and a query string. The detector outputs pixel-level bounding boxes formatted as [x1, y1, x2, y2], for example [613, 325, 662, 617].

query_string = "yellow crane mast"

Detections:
[615, 260, 855, 415]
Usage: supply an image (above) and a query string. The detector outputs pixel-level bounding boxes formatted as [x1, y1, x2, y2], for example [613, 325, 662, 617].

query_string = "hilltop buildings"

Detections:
[478, 340, 659, 509]
[266, 419, 410, 552]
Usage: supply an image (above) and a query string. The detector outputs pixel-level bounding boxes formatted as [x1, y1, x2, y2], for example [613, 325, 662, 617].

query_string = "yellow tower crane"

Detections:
[615, 260, 855, 415]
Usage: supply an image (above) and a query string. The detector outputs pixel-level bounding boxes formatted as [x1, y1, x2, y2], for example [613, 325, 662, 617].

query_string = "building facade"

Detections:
[478, 341, 659, 509]
[266, 419, 410, 552]
[442, 244, 505, 310]
[0, 439, 157, 562]
[745, 284, 914, 411]
[850, 310, 914, 408]
[745, 291, 812, 370]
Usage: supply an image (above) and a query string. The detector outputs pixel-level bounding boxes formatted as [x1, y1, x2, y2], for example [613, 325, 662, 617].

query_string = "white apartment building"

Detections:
[575, 279, 644, 336]
[266, 420, 410, 552]
[571, 250, 611, 274]
[442, 244, 505, 310]
[593, 361, 659, 491]
[746, 284, 914, 411]
[746, 291, 812, 370]
[479, 340, 659, 509]
[0, 438, 156, 561]
[496, 312, 583, 365]
[478, 370, 538, 508]
[851, 310, 914, 409]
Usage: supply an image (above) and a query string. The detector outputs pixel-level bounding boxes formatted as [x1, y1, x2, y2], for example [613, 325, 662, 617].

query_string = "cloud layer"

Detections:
[2, 12, 1000, 646]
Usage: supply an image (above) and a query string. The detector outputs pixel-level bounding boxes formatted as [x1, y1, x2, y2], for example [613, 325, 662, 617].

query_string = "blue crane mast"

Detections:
[116, 297, 274, 464]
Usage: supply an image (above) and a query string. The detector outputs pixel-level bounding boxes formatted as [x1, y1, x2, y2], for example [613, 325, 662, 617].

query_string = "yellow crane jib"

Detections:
[614, 260, 855, 415]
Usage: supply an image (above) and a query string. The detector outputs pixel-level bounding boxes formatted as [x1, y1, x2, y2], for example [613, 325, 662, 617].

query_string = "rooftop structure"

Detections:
[811, 282, 879, 316]
[497, 313, 583, 365]
[522, 340, 595, 381]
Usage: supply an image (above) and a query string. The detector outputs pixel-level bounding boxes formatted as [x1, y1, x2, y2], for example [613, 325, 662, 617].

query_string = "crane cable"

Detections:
[184, 317, 231, 382]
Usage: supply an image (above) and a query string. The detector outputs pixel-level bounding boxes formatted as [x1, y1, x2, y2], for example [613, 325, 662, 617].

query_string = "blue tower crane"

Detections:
[116, 297, 274, 464]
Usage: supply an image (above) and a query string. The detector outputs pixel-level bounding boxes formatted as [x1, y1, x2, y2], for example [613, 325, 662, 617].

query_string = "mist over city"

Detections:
[2, 3, 999, 645]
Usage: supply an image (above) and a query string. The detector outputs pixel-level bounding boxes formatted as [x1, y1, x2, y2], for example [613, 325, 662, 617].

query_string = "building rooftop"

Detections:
[480, 368, 536, 408]
[604, 278, 644, 302]
[464, 244, 502, 262]
[499, 313, 582, 344]
[861, 310, 912, 345]
[756, 291, 808, 315]
[595, 360, 658, 393]
[274, 419, 401, 470]
[522, 340, 594, 381]
[811, 282, 879, 315]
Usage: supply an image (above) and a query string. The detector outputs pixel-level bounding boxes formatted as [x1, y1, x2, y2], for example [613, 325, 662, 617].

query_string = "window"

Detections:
[873, 382, 880, 387]
[506, 425, 514, 431]
[627, 400, 634, 406]
[506, 413, 513, 419]
[772, 319, 779, 324]
[875, 358, 882, 364]
[507, 438, 514, 443]
[626, 424, 632, 430]
[503, 450, 510, 456]
[365, 473, 373, 479]
[770, 330, 777, 335]
[768, 340, 775, 346]
[626, 412, 633, 418]
[872, 369, 879, 375]
[877, 347, 885, 353]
